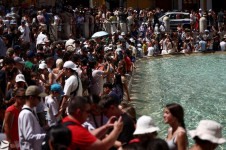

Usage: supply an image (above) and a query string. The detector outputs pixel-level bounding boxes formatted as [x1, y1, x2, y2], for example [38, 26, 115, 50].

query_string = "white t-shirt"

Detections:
[18, 25, 30, 42]
[36, 32, 47, 46]
[45, 95, 60, 126]
[89, 70, 104, 95]
[220, 41, 226, 51]
[64, 74, 83, 98]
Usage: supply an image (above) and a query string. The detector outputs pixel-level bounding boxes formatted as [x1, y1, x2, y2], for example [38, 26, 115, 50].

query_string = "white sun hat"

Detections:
[63, 61, 77, 70]
[189, 120, 226, 144]
[133, 115, 160, 135]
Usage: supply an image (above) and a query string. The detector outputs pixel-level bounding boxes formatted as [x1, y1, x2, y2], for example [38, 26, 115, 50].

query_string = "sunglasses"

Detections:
[16, 95, 26, 99]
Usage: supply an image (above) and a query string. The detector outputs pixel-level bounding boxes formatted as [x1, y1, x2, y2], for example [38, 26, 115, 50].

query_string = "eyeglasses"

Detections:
[16, 96, 26, 99]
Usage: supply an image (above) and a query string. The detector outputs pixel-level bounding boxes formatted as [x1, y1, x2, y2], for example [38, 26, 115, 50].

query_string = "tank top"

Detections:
[167, 136, 177, 150]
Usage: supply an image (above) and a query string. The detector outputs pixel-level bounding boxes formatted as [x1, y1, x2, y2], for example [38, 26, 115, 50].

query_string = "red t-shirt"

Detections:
[62, 116, 97, 150]
[5, 105, 20, 142]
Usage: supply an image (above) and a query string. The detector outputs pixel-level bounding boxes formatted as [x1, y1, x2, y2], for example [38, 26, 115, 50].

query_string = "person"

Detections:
[18, 85, 47, 150]
[45, 83, 64, 126]
[130, 115, 160, 148]
[62, 96, 123, 150]
[163, 103, 187, 150]
[189, 120, 226, 150]
[147, 138, 170, 150]
[220, 35, 226, 51]
[99, 95, 135, 148]
[42, 124, 72, 150]
[4, 88, 26, 149]
[59, 61, 83, 115]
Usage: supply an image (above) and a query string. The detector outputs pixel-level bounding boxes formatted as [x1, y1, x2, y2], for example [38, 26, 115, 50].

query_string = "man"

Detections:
[45, 83, 64, 126]
[99, 95, 135, 149]
[62, 96, 123, 150]
[102, 82, 120, 101]
[198, 37, 207, 52]
[18, 85, 47, 150]
[18, 19, 30, 42]
[4, 88, 26, 149]
[59, 61, 83, 113]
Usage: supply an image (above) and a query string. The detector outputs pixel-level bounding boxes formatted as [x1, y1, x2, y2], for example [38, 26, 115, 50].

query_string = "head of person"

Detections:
[39, 63, 48, 75]
[103, 82, 113, 94]
[63, 61, 77, 77]
[68, 96, 92, 124]
[87, 94, 102, 115]
[120, 142, 145, 150]
[50, 83, 64, 97]
[56, 58, 63, 69]
[42, 124, 72, 150]
[15, 74, 26, 88]
[189, 120, 226, 150]
[133, 116, 159, 142]
[14, 88, 26, 106]
[25, 85, 47, 107]
[119, 102, 136, 123]
[163, 103, 185, 129]
[146, 138, 169, 150]
[98, 95, 121, 118]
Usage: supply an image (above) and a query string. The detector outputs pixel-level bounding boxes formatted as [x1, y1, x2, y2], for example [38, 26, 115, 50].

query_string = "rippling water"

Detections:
[131, 53, 226, 149]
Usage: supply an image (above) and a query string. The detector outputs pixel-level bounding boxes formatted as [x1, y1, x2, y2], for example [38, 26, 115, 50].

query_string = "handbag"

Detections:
[0, 140, 9, 150]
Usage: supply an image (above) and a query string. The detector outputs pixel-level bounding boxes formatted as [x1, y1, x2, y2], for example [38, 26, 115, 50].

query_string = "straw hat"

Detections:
[133, 115, 159, 135]
[189, 120, 226, 144]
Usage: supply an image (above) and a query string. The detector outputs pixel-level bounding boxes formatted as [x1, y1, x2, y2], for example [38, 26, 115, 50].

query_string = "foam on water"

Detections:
[131, 54, 226, 149]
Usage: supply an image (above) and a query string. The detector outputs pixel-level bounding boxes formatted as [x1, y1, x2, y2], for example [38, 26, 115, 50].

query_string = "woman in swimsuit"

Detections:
[163, 103, 188, 150]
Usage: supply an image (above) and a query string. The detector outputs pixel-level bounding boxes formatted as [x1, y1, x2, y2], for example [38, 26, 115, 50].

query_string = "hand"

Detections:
[105, 116, 117, 129]
[113, 116, 123, 133]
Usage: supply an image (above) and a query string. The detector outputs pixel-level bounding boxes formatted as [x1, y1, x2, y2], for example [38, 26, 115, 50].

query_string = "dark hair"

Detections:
[166, 103, 186, 129]
[42, 124, 72, 150]
[68, 96, 92, 115]
[146, 138, 170, 150]
[103, 82, 113, 89]
[122, 142, 145, 150]
[99, 95, 120, 109]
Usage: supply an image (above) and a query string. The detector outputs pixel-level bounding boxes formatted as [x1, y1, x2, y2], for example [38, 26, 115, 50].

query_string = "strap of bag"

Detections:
[62, 121, 77, 127]
[70, 73, 80, 97]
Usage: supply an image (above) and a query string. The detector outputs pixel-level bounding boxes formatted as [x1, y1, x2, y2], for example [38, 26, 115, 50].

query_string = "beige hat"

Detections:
[133, 115, 159, 135]
[189, 120, 226, 144]
[25, 85, 47, 97]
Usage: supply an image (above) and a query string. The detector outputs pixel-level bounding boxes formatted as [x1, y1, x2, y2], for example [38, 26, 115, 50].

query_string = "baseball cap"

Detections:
[15, 74, 26, 82]
[63, 61, 77, 70]
[26, 50, 35, 58]
[25, 85, 47, 97]
[14, 57, 24, 64]
[50, 83, 64, 95]
[39, 63, 47, 69]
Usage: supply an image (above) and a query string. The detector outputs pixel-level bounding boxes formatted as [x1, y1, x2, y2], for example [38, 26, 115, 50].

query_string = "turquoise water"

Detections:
[131, 53, 226, 149]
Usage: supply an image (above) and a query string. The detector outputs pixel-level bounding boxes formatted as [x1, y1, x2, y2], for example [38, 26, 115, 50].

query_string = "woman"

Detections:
[189, 120, 226, 150]
[163, 103, 187, 150]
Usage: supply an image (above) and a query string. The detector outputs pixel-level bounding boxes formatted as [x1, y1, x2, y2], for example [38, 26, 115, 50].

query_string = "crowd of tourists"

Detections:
[0, 3, 225, 150]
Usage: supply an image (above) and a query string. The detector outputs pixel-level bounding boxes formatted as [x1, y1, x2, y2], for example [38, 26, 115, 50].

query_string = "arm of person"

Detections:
[88, 116, 123, 150]
[20, 113, 46, 142]
[4, 111, 13, 143]
[90, 116, 116, 138]
[176, 130, 187, 150]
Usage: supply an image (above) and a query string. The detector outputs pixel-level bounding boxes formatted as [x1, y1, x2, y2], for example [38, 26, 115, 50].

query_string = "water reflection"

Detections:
[131, 54, 226, 149]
